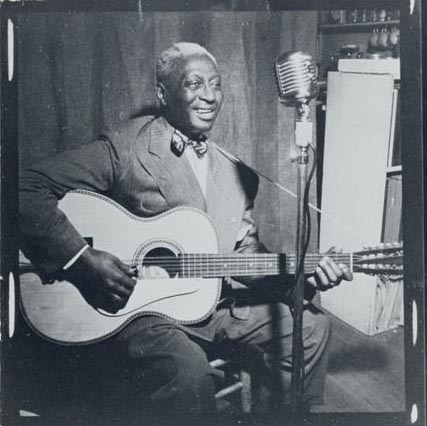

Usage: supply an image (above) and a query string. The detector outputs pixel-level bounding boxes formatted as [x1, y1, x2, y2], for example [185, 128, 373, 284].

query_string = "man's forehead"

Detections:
[162, 54, 220, 90]
[180, 54, 219, 74]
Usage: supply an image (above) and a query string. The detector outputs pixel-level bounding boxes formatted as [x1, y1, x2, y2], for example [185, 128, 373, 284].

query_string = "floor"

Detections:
[14, 311, 406, 424]
[320, 313, 405, 412]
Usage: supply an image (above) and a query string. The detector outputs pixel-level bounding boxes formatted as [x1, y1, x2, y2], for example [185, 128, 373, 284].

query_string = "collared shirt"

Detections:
[184, 142, 209, 198]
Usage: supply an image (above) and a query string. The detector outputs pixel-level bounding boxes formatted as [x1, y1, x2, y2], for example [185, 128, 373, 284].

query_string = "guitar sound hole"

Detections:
[142, 247, 179, 278]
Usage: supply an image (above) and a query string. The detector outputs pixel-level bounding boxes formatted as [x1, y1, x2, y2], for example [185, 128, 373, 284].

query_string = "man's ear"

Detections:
[156, 82, 168, 107]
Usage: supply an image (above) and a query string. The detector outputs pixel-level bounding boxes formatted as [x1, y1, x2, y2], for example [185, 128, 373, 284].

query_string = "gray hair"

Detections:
[156, 42, 217, 85]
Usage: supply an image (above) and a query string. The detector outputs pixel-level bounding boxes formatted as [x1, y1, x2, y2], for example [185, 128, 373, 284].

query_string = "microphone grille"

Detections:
[275, 51, 317, 105]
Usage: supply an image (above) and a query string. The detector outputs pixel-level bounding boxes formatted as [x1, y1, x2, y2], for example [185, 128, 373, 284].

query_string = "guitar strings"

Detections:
[120, 256, 359, 265]
[121, 257, 364, 275]
[118, 257, 364, 267]
[119, 257, 373, 269]
[114, 252, 400, 275]
[118, 254, 362, 261]
[118, 253, 401, 277]
[121, 261, 400, 276]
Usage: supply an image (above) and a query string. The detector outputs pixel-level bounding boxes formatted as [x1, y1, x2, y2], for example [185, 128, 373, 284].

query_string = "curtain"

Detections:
[17, 11, 318, 253]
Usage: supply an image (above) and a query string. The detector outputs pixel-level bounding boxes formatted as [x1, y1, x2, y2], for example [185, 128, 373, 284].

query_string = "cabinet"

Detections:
[316, 11, 402, 335]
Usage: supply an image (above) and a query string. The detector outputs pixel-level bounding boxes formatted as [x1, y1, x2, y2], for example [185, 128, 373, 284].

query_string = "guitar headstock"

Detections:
[353, 242, 403, 278]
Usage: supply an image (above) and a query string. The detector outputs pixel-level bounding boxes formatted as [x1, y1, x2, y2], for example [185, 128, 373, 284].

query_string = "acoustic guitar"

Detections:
[19, 190, 403, 345]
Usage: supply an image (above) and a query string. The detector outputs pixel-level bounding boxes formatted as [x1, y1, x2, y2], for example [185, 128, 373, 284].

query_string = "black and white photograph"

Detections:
[0, 1, 424, 426]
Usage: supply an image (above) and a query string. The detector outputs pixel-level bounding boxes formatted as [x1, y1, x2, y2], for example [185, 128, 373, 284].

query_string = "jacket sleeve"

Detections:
[19, 138, 119, 276]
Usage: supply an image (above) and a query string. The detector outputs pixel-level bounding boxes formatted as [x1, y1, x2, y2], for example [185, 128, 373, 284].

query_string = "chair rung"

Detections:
[209, 359, 230, 369]
[19, 410, 40, 417]
[215, 381, 243, 399]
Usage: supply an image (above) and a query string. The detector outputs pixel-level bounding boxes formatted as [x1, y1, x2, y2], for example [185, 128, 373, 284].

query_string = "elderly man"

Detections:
[19, 42, 352, 423]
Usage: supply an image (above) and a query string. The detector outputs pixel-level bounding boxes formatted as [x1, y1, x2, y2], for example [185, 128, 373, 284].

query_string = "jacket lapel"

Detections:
[135, 117, 206, 211]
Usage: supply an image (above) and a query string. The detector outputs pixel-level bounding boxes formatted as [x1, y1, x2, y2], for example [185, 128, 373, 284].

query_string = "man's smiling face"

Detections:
[158, 55, 223, 138]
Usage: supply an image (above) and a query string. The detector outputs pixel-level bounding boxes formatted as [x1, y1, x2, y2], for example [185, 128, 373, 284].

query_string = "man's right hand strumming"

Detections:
[65, 248, 137, 313]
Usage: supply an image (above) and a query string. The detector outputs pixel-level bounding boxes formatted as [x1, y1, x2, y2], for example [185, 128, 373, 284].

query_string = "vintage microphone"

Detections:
[275, 51, 318, 414]
[275, 51, 318, 106]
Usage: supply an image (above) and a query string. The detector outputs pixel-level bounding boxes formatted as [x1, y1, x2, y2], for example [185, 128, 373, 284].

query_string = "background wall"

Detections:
[17, 11, 318, 253]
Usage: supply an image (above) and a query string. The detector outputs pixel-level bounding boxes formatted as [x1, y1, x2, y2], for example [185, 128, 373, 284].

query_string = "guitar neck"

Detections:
[179, 253, 353, 278]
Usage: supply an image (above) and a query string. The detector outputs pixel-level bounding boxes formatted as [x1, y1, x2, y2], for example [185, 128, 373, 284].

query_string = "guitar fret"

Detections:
[196, 253, 199, 278]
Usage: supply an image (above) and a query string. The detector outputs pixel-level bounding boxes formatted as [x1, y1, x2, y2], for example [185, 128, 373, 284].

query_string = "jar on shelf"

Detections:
[346, 9, 359, 23]
[378, 9, 387, 22]
[365, 9, 378, 22]
[327, 10, 346, 24]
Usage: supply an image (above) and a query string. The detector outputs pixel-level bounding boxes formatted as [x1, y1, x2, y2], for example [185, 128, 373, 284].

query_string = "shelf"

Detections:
[320, 20, 399, 32]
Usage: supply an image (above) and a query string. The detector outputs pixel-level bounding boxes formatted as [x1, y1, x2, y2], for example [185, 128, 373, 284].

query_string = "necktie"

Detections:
[171, 129, 208, 158]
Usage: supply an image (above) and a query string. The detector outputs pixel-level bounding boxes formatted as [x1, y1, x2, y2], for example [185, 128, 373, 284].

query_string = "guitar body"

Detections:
[19, 190, 222, 345]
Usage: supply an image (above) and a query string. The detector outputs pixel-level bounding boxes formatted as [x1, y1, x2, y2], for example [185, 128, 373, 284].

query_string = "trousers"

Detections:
[90, 300, 331, 425]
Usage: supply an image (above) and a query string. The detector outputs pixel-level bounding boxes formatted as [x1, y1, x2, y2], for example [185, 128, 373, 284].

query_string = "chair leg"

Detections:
[240, 370, 252, 413]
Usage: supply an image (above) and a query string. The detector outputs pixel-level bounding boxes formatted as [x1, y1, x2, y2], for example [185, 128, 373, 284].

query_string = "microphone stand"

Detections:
[291, 101, 312, 415]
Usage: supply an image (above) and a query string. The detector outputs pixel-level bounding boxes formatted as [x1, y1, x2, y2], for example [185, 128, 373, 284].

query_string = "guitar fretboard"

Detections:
[176, 253, 354, 278]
